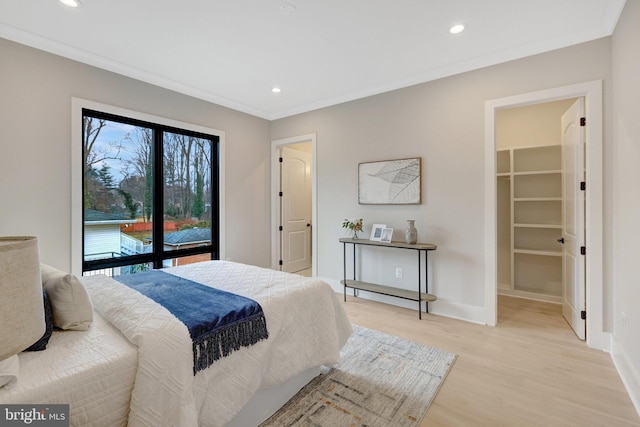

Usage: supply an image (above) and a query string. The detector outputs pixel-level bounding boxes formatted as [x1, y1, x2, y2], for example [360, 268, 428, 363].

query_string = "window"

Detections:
[81, 108, 220, 276]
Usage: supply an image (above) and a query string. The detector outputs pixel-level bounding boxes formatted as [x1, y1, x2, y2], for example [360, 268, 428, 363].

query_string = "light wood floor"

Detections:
[342, 294, 640, 427]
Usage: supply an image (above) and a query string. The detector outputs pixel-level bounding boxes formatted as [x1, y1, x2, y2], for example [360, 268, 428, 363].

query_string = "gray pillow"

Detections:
[41, 264, 93, 330]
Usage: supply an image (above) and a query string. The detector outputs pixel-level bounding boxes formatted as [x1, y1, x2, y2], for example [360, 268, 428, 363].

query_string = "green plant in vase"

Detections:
[342, 218, 364, 239]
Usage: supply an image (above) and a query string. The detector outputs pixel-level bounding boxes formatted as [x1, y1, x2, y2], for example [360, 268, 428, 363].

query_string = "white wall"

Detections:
[271, 37, 613, 325]
[0, 38, 272, 270]
[611, 0, 640, 412]
[495, 99, 575, 149]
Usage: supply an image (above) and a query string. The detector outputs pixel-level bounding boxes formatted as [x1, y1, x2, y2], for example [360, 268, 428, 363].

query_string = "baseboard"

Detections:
[610, 334, 640, 418]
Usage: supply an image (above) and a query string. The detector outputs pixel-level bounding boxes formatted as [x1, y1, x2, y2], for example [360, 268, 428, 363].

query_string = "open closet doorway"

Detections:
[271, 134, 317, 277]
[485, 81, 605, 350]
[495, 98, 585, 339]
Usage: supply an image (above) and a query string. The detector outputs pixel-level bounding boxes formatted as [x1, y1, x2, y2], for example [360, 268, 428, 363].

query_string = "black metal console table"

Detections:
[339, 237, 437, 319]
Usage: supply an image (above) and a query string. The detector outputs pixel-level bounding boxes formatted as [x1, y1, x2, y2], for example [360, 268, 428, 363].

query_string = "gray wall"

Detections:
[1, 7, 638, 406]
[273, 14, 640, 403]
[0, 37, 272, 270]
[272, 37, 612, 323]
[611, 0, 640, 404]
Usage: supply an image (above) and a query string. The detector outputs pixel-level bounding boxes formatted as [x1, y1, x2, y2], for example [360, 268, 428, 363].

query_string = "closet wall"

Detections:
[496, 99, 576, 303]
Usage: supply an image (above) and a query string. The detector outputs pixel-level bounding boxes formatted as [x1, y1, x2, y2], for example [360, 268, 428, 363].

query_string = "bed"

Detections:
[1, 260, 353, 427]
[1, 311, 137, 426]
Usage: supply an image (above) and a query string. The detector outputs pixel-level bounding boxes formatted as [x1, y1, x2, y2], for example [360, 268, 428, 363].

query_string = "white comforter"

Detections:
[2, 313, 137, 427]
[83, 261, 353, 427]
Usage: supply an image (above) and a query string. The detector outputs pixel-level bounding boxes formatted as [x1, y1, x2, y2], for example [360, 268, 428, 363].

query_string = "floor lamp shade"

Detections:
[0, 236, 45, 361]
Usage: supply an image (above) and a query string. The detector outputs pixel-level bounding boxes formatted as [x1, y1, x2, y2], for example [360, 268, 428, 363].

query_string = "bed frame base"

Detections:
[224, 366, 322, 426]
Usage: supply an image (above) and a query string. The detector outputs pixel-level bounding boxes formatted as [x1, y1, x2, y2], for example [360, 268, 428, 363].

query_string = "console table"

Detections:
[339, 237, 437, 319]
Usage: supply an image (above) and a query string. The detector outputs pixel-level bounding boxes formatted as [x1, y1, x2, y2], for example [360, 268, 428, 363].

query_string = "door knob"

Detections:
[557, 238, 565, 244]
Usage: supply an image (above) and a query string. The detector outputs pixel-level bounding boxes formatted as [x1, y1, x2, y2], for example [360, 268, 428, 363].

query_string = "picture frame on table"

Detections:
[380, 228, 393, 243]
[369, 224, 386, 241]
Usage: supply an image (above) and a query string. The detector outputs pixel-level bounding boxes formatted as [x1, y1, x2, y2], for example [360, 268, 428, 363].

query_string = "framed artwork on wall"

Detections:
[358, 157, 422, 205]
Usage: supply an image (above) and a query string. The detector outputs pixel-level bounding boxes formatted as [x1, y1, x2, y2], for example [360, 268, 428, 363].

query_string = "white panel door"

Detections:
[561, 98, 586, 340]
[280, 146, 312, 273]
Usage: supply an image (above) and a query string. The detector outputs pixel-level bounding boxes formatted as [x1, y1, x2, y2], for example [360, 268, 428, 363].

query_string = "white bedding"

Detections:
[83, 260, 353, 427]
[0, 312, 138, 427]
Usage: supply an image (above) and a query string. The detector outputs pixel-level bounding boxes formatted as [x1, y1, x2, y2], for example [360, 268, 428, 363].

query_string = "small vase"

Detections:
[405, 220, 417, 244]
[352, 230, 359, 240]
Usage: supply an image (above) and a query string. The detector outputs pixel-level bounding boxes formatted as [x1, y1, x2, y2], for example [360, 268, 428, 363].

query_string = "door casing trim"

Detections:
[271, 133, 317, 276]
[484, 80, 604, 350]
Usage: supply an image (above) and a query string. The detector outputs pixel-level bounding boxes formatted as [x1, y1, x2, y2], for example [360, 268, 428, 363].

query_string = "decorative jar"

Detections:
[405, 220, 418, 244]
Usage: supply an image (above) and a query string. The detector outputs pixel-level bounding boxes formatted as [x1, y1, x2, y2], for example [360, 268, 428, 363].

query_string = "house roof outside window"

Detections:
[146, 228, 211, 248]
[84, 209, 137, 225]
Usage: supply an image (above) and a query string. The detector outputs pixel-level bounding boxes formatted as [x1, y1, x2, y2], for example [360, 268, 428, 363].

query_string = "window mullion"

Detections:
[152, 129, 164, 269]
[211, 142, 220, 260]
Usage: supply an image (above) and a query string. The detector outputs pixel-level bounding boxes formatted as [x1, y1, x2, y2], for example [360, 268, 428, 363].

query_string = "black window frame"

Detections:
[81, 108, 220, 274]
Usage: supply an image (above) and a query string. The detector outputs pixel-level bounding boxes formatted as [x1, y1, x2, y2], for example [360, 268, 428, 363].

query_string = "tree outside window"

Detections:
[82, 109, 219, 275]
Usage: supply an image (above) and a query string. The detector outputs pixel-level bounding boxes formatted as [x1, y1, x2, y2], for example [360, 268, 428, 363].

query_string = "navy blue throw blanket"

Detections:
[115, 270, 269, 374]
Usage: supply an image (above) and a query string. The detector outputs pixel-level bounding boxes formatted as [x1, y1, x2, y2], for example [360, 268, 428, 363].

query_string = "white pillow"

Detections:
[41, 264, 93, 331]
[0, 355, 19, 389]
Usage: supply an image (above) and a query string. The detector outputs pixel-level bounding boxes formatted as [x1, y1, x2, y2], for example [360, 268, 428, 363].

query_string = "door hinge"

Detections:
[278, 260, 283, 266]
[580, 181, 586, 191]
[580, 117, 586, 126]
[580, 246, 586, 256]
[279, 157, 283, 163]
[278, 226, 283, 231]
[279, 191, 283, 197]
[581, 310, 586, 320]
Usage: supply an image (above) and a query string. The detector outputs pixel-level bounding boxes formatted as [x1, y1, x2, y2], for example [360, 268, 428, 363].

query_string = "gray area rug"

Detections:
[260, 325, 457, 427]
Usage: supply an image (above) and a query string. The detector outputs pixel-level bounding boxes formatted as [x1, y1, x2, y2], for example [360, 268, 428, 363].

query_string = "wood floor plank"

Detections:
[341, 294, 640, 426]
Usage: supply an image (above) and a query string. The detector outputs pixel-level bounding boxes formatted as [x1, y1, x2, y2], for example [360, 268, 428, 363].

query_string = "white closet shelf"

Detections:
[514, 249, 562, 257]
[514, 197, 561, 202]
[513, 169, 562, 175]
[514, 223, 562, 229]
[497, 144, 563, 302]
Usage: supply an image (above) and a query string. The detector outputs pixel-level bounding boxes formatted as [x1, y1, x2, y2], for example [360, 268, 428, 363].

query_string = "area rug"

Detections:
[260, 325, 457, 427]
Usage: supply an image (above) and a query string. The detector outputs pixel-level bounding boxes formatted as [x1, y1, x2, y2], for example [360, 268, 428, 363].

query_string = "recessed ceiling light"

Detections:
[59, 0, 81, 7]
[449, 24, 465, 34]
[272, 87, 282, 94]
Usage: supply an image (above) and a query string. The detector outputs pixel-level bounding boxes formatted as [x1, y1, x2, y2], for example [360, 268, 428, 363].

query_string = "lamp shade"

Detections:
[0, 236, 45, 361]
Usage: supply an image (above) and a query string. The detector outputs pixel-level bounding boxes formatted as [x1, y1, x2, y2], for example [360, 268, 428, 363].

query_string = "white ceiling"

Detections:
[0, 0, 626, 120]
